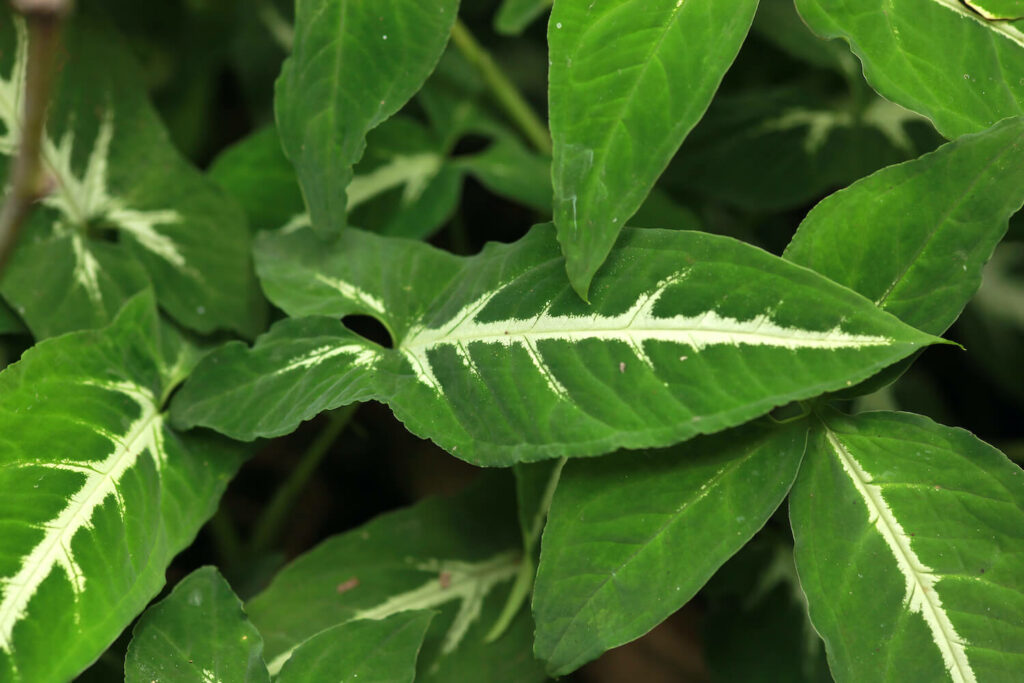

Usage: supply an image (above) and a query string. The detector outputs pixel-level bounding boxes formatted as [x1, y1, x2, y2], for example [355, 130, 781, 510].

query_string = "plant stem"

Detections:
[450, 19, 552, 156]
[248, 404, 358, 555]
[0, 0, 71, 270]
[207, 508, 245, 569]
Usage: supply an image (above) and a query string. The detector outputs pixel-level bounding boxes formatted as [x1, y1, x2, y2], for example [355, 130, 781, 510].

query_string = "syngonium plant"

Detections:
[0, 0, 1022, 681]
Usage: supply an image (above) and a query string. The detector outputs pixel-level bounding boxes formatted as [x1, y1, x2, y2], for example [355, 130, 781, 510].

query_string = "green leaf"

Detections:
[668, 86, 934, 212]
[785, 116, 1024, 336]
[0, 10, 265, 339]
[125, 567, 270, 683]
[495, 0, 552, 35]
[172, 223, 939, 466]
[549, 0, 759, 299]
[751, 0, 855, 74]
[790, 410, 1024, 682]
[246, 474, 546, 682]
[277, 612, 434, 683]
[207, 126, 306, 234]
[275, 0, 459, 237]
[456, 138, 552, 213]
[532, 421, 808, 674]
[794, 0, 1024, 139]
[0, 293, 246, 682]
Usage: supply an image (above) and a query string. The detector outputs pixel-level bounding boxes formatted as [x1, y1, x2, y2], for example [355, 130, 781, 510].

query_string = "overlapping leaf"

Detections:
[276, 612, 434, 683]
[532, 421, 808, 674]
[0, 9, 264, 339]
[172, 223, 938, 466]
[246, 474, 546, 682]
[549, 0, 759, 298]
[0, 294, 246, 682]
[667, 86, 935, 211]
[125, 567, 270, 683]
[786, 116, 1024, 336]
[790, 410, 1024, 682]
[275, 0, 459, 237]
[795, 0, 1024, 139]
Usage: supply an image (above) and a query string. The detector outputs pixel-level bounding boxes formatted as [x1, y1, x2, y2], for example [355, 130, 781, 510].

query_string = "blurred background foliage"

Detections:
[1, 0, 1016, 680]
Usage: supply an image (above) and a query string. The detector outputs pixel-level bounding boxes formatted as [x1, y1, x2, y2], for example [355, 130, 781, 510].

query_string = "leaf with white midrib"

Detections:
[790, 410, 1024, 682]
[0, 293, 245, 682]
[173, 223, 940, 466]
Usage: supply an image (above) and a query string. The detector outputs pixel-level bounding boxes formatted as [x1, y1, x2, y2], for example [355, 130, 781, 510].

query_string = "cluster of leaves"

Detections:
[1, 0, 1023, 681]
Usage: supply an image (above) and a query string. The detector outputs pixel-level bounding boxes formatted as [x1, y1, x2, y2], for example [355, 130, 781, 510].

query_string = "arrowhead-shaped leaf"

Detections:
[532, 421, 808, 674]
[794, 0, 1024, 139]
[247, 474, 546, 682]
[549, 0, 758, 298]
[172, 223, 939, 466]
[790, 410, 1024, 682]
[125, 567, 270, 683]
[0, 9, 265, 339]
[277, 612, 434, 683]
[786, 115, 1024, 337]
[0, 294, 246, 682]
[275, 0, 459, 237]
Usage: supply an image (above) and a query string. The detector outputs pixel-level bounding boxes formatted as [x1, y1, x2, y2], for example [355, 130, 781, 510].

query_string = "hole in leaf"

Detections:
[342, 315, 393, 349]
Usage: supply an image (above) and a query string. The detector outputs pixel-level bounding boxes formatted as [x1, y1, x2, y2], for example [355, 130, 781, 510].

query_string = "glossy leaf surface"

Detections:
[786, 116, 1024, 336]
[247, 475, 546, 682]
[275, 0, 459, 236]
[125, 567, 270, 683]
[0, 10, 264, 339]
[549, 0, 758, 298]
[533, 421, 808, 674]
[795, 0, 1024, 138]
[172, 224, 938, 466]
[0, 294, 245, 682]
[276, 612, 433, 683]
[790, 410, 1024, 682]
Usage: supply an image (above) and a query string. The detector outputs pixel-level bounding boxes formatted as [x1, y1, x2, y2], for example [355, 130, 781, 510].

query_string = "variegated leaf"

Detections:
[247, 474, 546, 683]
[794, 0, 1024, 139]
[172, 224, 939, 466]
[0, 8, 264, 339]
[0, 294, 246, 682]
[790, 410, 1024, 682]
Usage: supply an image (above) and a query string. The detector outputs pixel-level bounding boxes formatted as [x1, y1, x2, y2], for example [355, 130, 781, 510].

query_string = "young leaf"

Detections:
[790, 410, 1024, 682]
[794, 0, 1024, 139]
[276, 612, 434, 683]
[246, 474, 546, 682]
[275, 0, 459, 237]
[0, 10, 265, 339]
[532, 421, 808, 674]
[125, 567, 270, 683]
[495, 0, 552, 35]
[172, 223, 939, 466]
[785, 115, 1024, 336]
[0, 294, 246, 682]
[549, 0, 759, 299]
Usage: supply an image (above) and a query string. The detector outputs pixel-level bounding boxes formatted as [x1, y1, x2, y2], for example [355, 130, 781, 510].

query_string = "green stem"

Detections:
[248, 405, 358, 555]
[485, 457, 566, 642]
[450, 19, 552, 156]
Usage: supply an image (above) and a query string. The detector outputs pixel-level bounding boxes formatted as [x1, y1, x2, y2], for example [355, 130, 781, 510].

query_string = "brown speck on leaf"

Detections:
[439, 571, 452, 589]
[337, 577, 360, 593]
[980, 568, 986, 574]
[619, 362, 626, 373]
